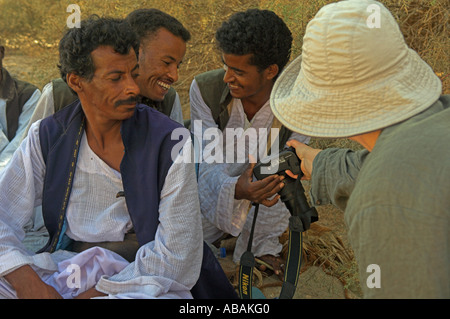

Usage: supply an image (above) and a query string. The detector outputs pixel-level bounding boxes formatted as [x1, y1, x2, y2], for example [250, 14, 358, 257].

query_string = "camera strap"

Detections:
[238, 189, 304, 299]
[279, 213, 303, 299]
[238, 203, 259, 299]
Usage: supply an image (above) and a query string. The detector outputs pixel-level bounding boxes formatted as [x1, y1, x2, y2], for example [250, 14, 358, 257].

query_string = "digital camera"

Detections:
[253, 147, 318, 232]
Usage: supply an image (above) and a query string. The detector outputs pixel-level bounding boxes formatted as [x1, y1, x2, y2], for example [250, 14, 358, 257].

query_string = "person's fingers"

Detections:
[286, 139, 307, 152]
[261, 194, 281, 207]
[252, 175, 284, 200]
[285, 169, 298, 179]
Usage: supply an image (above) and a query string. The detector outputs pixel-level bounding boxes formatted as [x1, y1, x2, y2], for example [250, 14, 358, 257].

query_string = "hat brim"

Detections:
[270, 51, 442, 138]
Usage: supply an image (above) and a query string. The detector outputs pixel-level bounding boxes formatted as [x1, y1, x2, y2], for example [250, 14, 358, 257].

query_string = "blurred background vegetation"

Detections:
[0, 0, 448, 151]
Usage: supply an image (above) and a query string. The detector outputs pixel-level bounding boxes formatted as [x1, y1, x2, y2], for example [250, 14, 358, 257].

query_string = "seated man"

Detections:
[21, 8, 191, 252]
[0, 16, 235, 299]
[25, 8, 189, 133]
[190, 9, 310, 275]
[271, 0, 449, 298]
[0, 41, 40, 171]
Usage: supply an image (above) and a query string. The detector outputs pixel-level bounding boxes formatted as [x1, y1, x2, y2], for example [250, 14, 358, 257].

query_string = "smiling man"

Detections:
[190, 9, 310, 276]
[0, 16, 234, 299]
[126, 8, 190, 122]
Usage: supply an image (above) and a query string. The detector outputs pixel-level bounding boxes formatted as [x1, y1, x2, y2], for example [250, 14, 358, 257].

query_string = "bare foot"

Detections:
[255, 255, 285, 279]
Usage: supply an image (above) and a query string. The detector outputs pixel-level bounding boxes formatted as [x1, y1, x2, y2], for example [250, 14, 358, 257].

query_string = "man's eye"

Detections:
[132, 73, 140, 78]
[111, 76, 121, 82]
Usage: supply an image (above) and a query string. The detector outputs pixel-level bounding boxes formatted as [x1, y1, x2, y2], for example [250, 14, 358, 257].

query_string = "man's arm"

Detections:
[190, 78, 243, 236]
[22, 82, 56, 139]
[4, 265, 62, 299]
[287, 140, 369, 211]
[0, 89, 40, 170]
[0, 121, 56, 298]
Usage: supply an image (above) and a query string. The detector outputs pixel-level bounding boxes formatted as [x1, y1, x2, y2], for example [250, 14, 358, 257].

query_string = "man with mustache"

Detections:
[22, 8, 191, 252]
[0, 16, 235, 299]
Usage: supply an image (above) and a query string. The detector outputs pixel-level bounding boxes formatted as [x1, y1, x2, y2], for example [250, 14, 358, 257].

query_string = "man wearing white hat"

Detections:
[271, 0, 449, 298]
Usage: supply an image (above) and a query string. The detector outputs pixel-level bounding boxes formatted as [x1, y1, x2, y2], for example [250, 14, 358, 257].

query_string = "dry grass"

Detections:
[281, 223, 362, 296]
[1, 0, 448, 120]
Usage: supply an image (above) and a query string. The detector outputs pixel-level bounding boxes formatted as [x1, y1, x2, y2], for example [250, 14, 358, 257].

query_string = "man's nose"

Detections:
[223, 67, 234, 83]
[126, 76, 140, 96]
[167, 64, 179, 83]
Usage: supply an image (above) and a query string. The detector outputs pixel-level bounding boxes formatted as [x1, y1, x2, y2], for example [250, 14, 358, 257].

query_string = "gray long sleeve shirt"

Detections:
[309, 96, 450, 298]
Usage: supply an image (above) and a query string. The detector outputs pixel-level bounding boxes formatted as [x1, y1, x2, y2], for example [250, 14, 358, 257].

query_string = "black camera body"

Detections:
[253, 147, 318, 232]
[253, 147, 302, 180]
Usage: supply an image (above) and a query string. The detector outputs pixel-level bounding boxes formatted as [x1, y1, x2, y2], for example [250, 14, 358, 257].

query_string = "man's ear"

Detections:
[265, 64, 279, 81]
[66, 73, 83, 93]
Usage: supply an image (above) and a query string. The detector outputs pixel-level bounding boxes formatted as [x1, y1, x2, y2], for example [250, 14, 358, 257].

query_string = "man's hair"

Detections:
[215, 9, 292, 77]
[125, 9, 191, 43]
[58, 15, 139, 82]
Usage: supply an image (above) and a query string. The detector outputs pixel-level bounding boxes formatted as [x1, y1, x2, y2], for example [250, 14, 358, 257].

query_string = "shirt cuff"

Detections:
[309, 149, 333, 207]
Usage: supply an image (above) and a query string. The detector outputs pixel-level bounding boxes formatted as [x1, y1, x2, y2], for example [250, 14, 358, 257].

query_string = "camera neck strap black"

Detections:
[280, 211, 304, 299]
[238, 203, 259, 299]
[239, 178, 306, 299]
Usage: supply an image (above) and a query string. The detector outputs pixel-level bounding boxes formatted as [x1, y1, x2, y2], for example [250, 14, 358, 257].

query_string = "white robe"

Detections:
[0, 121, 203, 299]
[189, 79, 310, 262]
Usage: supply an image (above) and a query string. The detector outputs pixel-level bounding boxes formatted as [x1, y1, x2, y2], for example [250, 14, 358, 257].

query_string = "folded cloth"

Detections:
[0, 247, 129, 299]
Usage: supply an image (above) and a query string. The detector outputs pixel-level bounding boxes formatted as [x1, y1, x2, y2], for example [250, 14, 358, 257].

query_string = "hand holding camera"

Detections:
[240, 145, 319, 299]
[285, 140, 322, 181]
[234, 159, 286, 207]
[253, 146, 318, 232]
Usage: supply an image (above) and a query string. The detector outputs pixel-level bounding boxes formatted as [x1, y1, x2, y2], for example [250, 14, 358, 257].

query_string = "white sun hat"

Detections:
[270, 0, 442, 138]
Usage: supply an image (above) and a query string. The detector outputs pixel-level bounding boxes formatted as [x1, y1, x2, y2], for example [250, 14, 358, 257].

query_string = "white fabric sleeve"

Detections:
[22, 82, 56, 139]
[169, 92, 184, 125]
[95, 138, 203, 299]
[0, 89, 41, 171]
[189, 79, 251, 239]
[0, 121, 48, 277]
